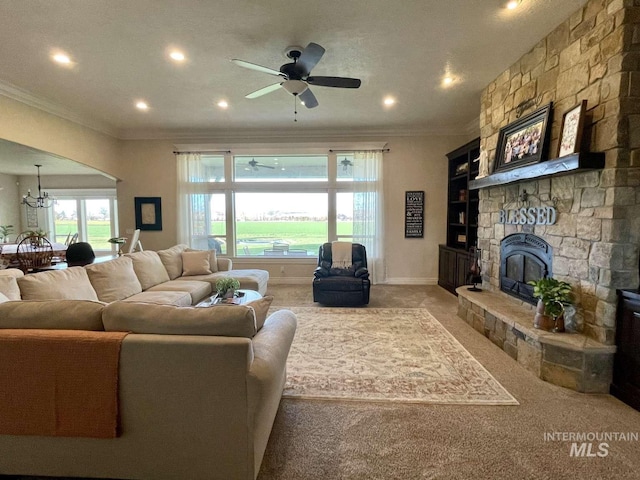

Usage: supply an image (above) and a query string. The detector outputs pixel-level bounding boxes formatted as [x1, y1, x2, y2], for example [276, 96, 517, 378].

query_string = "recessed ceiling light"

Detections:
[52, 53, 71, 65]
[383, 97, 396, 106]
[217, 100, 229, 109]
[443, 76, 454, 86]
[135, 101, 149, 111]
[506, 0, 521, 9]
[169, 50, 185, 62]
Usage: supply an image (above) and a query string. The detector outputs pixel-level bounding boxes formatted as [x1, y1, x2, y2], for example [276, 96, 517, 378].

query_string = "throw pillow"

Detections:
[85, 256, 142, 303]
[125, 250, 170, 290]
[0, 275, 22, 301]
[17, 267, 99, 301]
[246, 295, 274, 331]
[182, 251, 212, 276]
[0, 292, 10, 304]
[157, 244, 189, 280]
[185, 248, 218, 273]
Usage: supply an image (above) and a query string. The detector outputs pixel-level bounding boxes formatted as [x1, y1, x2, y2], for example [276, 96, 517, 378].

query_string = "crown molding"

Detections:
[118, 125, 470, 141]
[0, 79, 119, 138]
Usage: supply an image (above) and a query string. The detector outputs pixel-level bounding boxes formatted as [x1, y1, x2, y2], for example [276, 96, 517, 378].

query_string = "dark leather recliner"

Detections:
[65, 242, 96, 267]
[313, 242, 370, 306]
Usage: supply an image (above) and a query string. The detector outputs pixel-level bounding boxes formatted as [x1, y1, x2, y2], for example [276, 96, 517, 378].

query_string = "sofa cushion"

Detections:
[121, 290, 193, 307]
[173, 269, 269, 295]
[185, 248, 218, 273]
[247, 295, 273, 331]
[0, 300, 105, 330]
[157, 244, 188, 280]
[182, 250, 212, 276]
[125, 251, 170, 290]
[17, 267, 99, 301]
[0, 272, 22, 301]
[85, 256, 142, 303]
[146, 279, 212, 304]
[102, 302, 258, 337]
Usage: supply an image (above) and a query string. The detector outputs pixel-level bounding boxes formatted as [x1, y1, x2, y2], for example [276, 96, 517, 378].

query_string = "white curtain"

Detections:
[176, 153, 209, 249]
[352, 150, 385, 284]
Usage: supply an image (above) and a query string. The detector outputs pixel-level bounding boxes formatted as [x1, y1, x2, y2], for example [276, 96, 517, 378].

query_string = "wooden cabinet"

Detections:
[438, 138, 480, 295]
[611, 289, 640, 412]
[438, 245, 472, 295]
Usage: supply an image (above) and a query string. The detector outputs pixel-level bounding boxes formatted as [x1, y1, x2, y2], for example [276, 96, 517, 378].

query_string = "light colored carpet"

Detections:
[279, 306, 518, 405]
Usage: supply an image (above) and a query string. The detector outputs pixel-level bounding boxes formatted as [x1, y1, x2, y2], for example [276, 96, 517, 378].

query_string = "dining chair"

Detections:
[68, 232, 79, 245]
[14, 231, 31, 243]
[16, 235, 54, 273]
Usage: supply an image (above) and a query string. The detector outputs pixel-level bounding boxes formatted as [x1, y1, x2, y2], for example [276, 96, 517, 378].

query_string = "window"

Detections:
[176, 150, 383, 281]
[47, 189, 119, 253]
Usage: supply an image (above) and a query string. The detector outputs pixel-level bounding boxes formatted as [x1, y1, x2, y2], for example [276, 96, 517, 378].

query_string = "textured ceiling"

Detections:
[0, 0, 588, 140]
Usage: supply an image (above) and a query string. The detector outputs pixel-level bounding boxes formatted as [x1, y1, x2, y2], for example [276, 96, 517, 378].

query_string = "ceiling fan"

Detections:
[231, 42, 361, 109]
[340, 158, 353, 171]
[248, 158, 275, 170]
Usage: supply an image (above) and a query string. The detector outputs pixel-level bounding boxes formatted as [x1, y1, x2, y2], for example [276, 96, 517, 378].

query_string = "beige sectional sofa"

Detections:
[0, 246, 295, 480]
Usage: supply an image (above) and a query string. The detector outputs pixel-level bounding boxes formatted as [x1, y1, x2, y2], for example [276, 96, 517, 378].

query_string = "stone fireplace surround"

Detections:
[453, 0, 640, 392]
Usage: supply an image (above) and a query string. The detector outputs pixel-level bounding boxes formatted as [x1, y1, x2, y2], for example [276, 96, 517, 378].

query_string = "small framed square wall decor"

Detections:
[557, 100, 587, 158]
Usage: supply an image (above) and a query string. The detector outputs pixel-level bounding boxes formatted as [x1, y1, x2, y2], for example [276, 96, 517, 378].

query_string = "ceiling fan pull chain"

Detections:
[294, 95, 297, 122]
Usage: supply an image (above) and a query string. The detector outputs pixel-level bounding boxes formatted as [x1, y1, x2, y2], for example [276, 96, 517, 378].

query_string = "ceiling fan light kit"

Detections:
[232, 42, 362, 115]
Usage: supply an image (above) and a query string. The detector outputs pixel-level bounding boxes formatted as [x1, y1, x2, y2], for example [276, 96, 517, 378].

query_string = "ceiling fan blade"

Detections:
[297, 43, 325, 75]
[299, 88, 319, 109]
[245, 82, 283, 99]
[231, 59, 285, 77]
[307, 76, 361, 88]
[259, 164, 275, 169]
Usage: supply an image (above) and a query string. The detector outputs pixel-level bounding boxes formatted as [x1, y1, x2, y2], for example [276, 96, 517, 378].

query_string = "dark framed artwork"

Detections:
[494, 103, 552, 173]
[404, 190, 424, 238]
[135, 197, 162, 231]
[557, 100, 587, 158]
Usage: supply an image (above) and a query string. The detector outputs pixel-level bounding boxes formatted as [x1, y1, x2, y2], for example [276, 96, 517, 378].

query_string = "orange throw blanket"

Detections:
[0, 329, 128, 438]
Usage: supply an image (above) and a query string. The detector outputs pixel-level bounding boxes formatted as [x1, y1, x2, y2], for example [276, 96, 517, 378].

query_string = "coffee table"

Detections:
[196, 289, 262, 307]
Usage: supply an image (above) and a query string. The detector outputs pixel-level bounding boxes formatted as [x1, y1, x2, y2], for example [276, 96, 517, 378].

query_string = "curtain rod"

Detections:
[173, 150, 231, 154]
[329, 148, 390, 153]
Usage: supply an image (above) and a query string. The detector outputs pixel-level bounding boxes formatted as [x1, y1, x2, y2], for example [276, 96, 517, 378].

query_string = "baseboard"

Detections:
[384, 277, 437, 285]
[269, 277, 438, 286]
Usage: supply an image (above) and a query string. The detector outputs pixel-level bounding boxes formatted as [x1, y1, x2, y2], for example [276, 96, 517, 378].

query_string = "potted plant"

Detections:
[528, 277, 573, 332]
[216, 277, 240, 299]
[108, 237, 128, 256]
[0, 225, 13, 243]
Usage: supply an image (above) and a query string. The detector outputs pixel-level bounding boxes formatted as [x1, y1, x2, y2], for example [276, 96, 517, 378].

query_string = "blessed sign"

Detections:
[498, 206, 557, 225]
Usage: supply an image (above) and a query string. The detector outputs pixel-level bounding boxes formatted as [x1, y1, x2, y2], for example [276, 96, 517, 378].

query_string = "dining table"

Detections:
[0, 242, 68, 263]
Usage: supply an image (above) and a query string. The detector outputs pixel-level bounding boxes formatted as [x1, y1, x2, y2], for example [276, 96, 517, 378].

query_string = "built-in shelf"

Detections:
[468, 152, 605, 190]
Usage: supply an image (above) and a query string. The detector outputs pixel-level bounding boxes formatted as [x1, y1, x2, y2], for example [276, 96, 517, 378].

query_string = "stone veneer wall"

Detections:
[478, 0, 640, 345]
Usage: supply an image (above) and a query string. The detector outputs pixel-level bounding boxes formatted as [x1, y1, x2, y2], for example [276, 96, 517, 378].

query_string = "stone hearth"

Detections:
[456, 287, 615, 393]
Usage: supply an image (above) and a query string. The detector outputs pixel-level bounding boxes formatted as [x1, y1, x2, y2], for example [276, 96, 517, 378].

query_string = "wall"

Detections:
[478, 0, 640, 344]
[118, 134, 469, 283]
[0, 173, 19, 241]
[0, 96, 123, 180]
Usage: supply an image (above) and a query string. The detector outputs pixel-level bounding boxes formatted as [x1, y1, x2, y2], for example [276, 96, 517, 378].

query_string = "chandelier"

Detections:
[22, 164, 55, 209]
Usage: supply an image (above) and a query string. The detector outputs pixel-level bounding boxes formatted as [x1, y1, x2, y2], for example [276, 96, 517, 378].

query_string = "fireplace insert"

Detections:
[500, 233, 552, 305]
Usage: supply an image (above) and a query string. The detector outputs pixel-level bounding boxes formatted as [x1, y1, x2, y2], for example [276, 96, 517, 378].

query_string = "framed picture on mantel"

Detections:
[494, 103, 552, 173]
[558, 100, 587, 158]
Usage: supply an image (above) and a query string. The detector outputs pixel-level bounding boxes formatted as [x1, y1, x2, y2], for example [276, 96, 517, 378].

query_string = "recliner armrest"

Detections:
[313, 267, 330, 278]
[354, 267, 369, 279]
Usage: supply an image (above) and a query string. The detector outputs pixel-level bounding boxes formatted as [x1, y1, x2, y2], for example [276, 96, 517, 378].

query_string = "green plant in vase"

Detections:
[528, 277, 573, 332]
[108, 237, 127, 256]
[215, 277, 240, 298]
[0, 225, 13, 243]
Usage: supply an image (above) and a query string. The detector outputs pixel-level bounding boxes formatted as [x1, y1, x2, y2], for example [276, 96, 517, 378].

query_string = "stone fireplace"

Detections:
[500, 233, 553, 305]
[455, 0, 640, 393]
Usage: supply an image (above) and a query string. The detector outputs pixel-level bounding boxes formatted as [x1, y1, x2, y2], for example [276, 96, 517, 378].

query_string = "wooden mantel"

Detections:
[468, 152, 605, 190]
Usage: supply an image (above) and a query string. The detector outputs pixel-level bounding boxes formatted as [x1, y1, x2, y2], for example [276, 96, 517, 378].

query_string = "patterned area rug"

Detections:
[278, 307, 519, 405]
